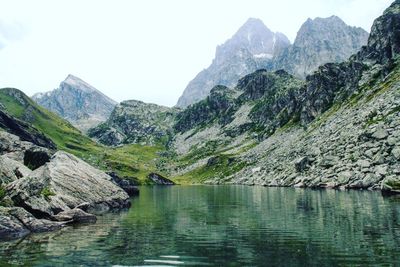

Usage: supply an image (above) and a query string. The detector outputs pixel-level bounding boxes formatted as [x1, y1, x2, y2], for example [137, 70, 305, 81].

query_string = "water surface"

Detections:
[1, 186, 400, 266]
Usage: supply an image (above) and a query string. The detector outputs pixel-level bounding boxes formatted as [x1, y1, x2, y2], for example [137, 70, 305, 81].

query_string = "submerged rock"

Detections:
[0, 207, 65, 240]
[53, 208, 97, 223]
[381, 176, 400, 195]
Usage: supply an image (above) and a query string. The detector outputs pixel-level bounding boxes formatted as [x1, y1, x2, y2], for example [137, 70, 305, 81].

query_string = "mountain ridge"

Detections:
[177, 15, 368, 108]
[32, 74, 117, 132]
[176, 18, 290, 108]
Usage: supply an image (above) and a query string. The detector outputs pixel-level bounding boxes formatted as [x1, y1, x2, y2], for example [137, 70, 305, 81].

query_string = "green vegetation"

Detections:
[0, 92, 26, 117]
[103, 144, 166, 184]
[180, 140, 221, 165]
[173, 154, 247, 184]
[0, 88, 168, 184]
[40, 187, 55, 201]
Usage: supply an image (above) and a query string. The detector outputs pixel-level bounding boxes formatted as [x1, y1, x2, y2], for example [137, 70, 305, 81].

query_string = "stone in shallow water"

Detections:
[148, 173, 175, 185]
[54, 208, 97, 223]
[107, 172, 139, 196]
[0, 207, 65, 240]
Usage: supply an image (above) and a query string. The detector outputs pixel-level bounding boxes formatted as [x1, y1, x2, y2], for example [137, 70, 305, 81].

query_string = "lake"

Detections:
[1, 186, 399, 266]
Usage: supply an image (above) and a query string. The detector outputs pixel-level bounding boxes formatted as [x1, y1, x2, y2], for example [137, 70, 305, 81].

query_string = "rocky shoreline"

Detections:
[0, 131, 133, 241]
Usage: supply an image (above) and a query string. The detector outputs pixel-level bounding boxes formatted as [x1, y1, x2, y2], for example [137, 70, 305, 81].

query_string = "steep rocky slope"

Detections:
[168, 0, 400, 194]
[271, 16, 368, 79]
[176, 18, 290, 107]
[0, 108, 55, 149]
[88, 100, 177, 146]
[32, 75, 117, 132]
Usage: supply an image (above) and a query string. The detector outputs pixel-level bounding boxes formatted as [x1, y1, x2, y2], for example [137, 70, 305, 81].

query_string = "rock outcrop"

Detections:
[88, 100, 177, 146]
[0, 106, 56, 150]
[0, 132, 131, 241]
[0, 155, 31, 185]
[175, 85, 238, 133]
[32, 75, 117, 132]
[0, 131, 54, 169]
[148, 173, 175, 185]
[108, 172, 140, 196]
[7, 151, 130, 218]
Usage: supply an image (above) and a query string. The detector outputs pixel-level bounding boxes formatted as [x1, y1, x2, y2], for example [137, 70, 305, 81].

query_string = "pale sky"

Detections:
[0, 0, 393, 107]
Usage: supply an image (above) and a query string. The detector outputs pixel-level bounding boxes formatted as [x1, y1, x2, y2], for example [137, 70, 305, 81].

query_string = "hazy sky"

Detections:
[0, 0, 393, 107]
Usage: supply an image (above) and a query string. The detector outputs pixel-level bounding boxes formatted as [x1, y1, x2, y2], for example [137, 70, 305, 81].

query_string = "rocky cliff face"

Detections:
[176, 18, 290, 108]
[175, 70, 304, 137]
[168, 0, 400, 193]
[176, 16, 368, 108]
[272, 16, 368, 79]
[0, 109, 56, 150]
[32, 75, 117, 132]
[88, 100, 177, 146]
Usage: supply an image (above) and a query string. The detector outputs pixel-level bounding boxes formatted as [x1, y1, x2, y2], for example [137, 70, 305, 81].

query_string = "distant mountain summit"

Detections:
[176, 16, 369, 108]
[272, 15, 369, 78]
[176, 18, 290, 108]
[32, 75, 117, 132]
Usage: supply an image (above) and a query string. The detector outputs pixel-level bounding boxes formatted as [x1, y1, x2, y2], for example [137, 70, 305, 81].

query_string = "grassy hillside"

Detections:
[0, 88, 167, 184]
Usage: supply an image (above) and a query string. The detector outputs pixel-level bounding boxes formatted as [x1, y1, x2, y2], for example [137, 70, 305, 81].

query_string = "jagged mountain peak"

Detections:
[216, 17, 289, 59]
[308, 15, 346, 25]
[235, 18, 272, 37]
[62, 74, 97, 93]
[176, 14, 369, 108]
[271, 15, 369, 79]
[32, 75, 117, 132]
[295, 15, 368, 44]
[176, 18, 290, 108]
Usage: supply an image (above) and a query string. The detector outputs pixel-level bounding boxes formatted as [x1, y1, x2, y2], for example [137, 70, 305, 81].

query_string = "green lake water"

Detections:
[1, 186, 400, 266]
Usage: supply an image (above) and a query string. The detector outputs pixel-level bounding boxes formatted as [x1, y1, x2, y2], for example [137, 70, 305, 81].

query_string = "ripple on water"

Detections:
[0, 186, 399, 266]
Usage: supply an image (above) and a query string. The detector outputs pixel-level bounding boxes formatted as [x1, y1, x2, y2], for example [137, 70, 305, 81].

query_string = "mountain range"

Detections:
[1, 0, 400, 194]
[176, 15, 368, 107]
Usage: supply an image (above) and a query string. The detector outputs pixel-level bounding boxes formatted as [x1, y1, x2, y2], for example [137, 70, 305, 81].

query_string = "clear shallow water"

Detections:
[1, 186, 400, 266]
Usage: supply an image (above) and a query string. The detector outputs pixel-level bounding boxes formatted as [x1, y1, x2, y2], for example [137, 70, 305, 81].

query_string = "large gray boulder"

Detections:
[7, 151, 130, 218]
